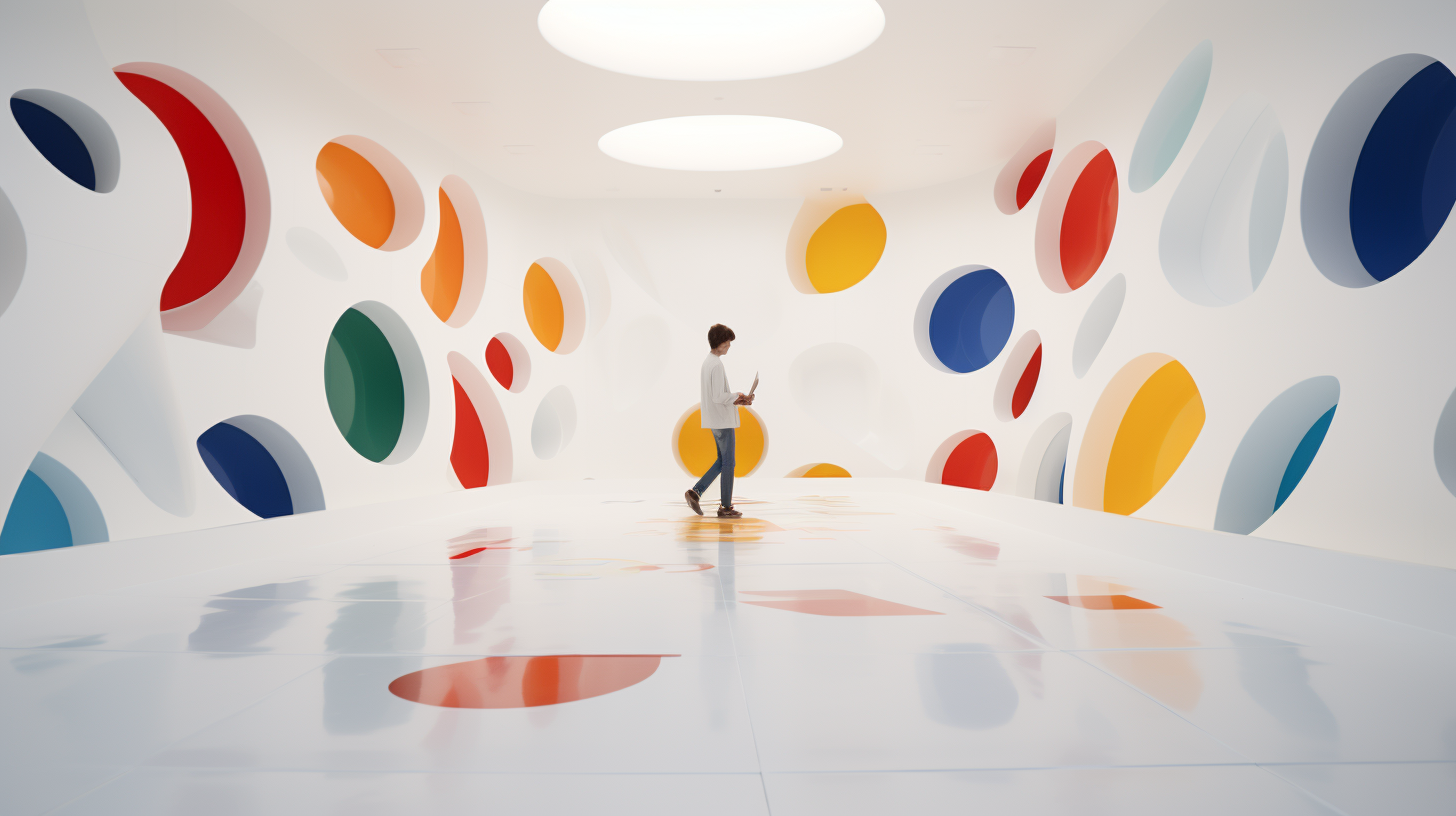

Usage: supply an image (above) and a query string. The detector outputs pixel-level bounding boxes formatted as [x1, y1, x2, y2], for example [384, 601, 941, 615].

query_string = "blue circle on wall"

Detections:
[10, 97, 96, 191]
[1349, 60, 1456, 281]
[927, 268, 1015, 373]
[197, 422, 294, 519]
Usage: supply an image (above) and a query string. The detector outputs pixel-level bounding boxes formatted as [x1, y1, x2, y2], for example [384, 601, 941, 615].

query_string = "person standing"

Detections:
[686, 324, 753, 518]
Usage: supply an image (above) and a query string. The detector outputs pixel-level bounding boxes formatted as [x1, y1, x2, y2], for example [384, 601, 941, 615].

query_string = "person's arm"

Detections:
[709, 365, 741, 405]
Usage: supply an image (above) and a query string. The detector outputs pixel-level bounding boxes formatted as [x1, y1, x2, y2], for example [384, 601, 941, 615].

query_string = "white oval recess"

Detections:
[1128, 40, 1213, 193]
[599, 116, 842, 172]
[1071, 273, 1126, 378]
[539, 0, 885, 81]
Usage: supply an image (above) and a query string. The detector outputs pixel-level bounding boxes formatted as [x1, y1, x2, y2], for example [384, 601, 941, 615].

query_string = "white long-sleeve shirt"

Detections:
[700, 353, 740, 429]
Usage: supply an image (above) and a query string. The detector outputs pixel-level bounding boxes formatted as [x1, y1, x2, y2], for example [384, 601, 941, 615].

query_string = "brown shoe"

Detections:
[717, 506, 743, 518]
[685, 489, 703, 515]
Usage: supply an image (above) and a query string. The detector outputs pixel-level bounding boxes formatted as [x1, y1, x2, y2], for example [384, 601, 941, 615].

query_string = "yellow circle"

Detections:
[523, 262, 564, 351]
[800, 463, 851, 477]
[676, 406, 765, 478]
[805, 203, 887, 293]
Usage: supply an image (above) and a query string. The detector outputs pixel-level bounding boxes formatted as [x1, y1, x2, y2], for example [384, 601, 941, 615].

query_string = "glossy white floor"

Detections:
[2, 481, 1454, 815]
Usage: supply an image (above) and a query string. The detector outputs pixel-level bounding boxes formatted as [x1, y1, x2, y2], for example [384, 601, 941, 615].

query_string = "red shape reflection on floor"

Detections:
[739, 590, 944, 617]
[389, 654, 677, 708]
[942, 533, 1000, 560]
[1045, 594, 1161, 610]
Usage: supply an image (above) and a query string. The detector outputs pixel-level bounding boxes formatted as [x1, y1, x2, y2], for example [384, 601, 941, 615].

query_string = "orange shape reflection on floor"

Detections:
[740, 590, 944, 617]
[389, 654, 675, 708]
[1045, 594, 1161, 610]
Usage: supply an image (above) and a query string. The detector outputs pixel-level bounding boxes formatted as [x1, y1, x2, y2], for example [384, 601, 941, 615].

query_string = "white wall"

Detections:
[1, 0, 1453, 567]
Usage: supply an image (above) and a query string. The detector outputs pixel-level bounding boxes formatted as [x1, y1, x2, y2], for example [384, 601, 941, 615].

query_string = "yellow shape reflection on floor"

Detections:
[523, 262, 564, 351]
[676, 406, 765, 477]
[420, 187, 464, 321]
[805, 203, 887, 293]
[315, 142, 394, 248]
[1104, 360, 1205, 515]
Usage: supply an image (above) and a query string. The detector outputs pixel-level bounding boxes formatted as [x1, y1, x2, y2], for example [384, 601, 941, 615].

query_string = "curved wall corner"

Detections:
[1303, 54, 1456, 287]
[926, 430, 998, 491]
[317, 135, 424, 251]
[1017, 413, 1073, 504]
[913, 266, 1015, 374]
[0, 186, 23, 320]
[448, 352, 512, 486]
[524, 257, 586, 354]
[1128, 39, 1213, 193]
[1214, 377, 1339, 534]
[1438, 385, 1456, 498]
[1035, 141, 1118, 292]
[10, 88, 120, 193]
[994, 120, 1056, 214]
[532, 385, 579, 461]
[114, 63, 270, 332]
[1071, 273, 1126, 378]
[324, 302, 429, 464]
[993, 330, 1043, 421]
[1074, 353, 1204, 515]
[422, 176, 487, 326]
[673, 405, 767, 478]
[487, 332, 531, 393]
[1161, 94, 1288, 306]
[26, 452, 107, 546]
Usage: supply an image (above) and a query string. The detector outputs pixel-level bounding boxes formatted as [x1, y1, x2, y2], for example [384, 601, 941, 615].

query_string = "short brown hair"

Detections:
[707, 323, 735, 349]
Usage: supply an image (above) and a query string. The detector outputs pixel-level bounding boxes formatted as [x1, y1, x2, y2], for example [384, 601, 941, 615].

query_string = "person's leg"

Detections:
[715, 428, 736, 508]
[691, 444, 723, 499]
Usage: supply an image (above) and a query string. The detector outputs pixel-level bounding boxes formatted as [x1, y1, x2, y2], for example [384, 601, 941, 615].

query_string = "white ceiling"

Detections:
[226, 0, 1168, 200]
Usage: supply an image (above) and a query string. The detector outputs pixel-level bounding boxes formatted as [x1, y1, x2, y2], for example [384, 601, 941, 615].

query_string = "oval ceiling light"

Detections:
[599, 115, 843, 171]
[538, 0, 886, 81]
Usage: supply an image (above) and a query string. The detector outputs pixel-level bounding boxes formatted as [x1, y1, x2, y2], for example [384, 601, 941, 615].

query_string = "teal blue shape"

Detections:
[1, 471, 72, 555]
[1275, 406, 1336, 513]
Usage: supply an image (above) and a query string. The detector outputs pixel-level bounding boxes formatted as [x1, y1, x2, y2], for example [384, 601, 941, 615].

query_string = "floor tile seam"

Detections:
[1252, 763, 1353, 816]
[872, 561, 1062, 649]
[120, 766, 776, 777]
[902, 492, 1456, 646]
[718, 585, 773, 793]
[755, 761, 1278, 774]
[1063, 648, 1257, 764]
[1254, 759, 1456, 767]
[35, 765, 135, 816]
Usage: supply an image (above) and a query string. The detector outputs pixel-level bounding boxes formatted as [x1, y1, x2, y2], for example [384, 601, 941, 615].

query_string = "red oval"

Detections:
[1060, 149, 1118, 290]
[943, 433, 998, 490]
[1016, 149, 1053, 210]
[116, 72, 246, 311]
[1011, 344, 1043, 419]
[389, 655, 670, 708]
[450, 377, 489, 488]
[485, 337, 514, 391]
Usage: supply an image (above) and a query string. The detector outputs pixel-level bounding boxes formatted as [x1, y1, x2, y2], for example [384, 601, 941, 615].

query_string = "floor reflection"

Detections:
[1228, 632, 1339, 742]
[322, 582, 426, 735]
[389, 654, 672, 709]
[917, 647, 1020, 729]
[187, 582, 306, 653]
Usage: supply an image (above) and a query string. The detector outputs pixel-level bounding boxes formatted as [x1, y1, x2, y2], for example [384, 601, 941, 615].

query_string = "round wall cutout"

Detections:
[523, 258, 586, 354]
[1035, 142, 1119, 292]
[1304, 55, 1456, 287]
[1128, 40, 1213, 193]
[926, 431, 998, 490]
[1074, 354, 1204, 516]
[993, 330, 1043, 421]
[197, 420, 311, 518]
[0, 186, 23, 320]
[1018, 413, 1072, 504]
[532, 385, 578, 460]
[1214, 377, 1338, 534]
[324, 303, 428, 463]
[1, 454, 108, 554]
[315, 136, 424, 251]
[450, 377, 489, 488]
[914, 266, 1015, 374]
[804, 202, 886, 293]
[449, 352, 512, 485]
[9, 89, 119, 193]
[788, 463, 851, 477]
[1161, 94, 1288, 306]
[486, 332, 531, 393]
[1436, 384, 1456, 498]
[673, 405, 767, 478]
[115, 64, 270, 330]
[1072, 273, 1126, 378]
[421, 176, 487, 326]
[994, 120, 1056, 214]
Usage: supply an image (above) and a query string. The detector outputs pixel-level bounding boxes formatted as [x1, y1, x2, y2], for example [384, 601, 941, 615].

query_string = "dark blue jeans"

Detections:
[692, 428, 735, 508]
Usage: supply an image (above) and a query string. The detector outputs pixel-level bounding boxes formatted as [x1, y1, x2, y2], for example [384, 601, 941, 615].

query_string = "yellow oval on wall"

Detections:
[421, 187, 464, 321]
[316, 142, 395, 248]
[1103, 360, 1205, 515]
[805, 203, 887, 293]
[523, 262, 564, 351]
[677, 407, 766, 478]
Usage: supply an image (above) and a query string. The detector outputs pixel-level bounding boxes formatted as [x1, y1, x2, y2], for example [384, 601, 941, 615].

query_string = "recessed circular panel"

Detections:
[805, 203, 886, 293]
[9, 89, 118, 193]
[993, 330, 1043, 421]
[926, 431, 998, 491]
[196, 422, 293, 518]
[915, 267, 1015, 374]
[0, 470, 71, 555]
[674, 406, 766, 478]
[324, 305, 428, 463]
[599, 116, 842, 172]
[1129, 40, 1213, 193]
[539, 0, 885, 81]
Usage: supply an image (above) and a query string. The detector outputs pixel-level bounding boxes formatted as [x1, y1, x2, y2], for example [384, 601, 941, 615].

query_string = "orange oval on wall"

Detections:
[421, 188, 465, 321]
[316, 142, 394, 248]
[523, 263, 565, 351]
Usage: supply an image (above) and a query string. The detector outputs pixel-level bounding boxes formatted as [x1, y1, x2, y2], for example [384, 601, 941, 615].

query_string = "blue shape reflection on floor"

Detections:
[1, 484, 1453, 815]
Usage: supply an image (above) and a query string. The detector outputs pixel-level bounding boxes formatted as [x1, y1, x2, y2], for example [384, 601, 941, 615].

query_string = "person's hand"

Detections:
[733, 393, 748, 405]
